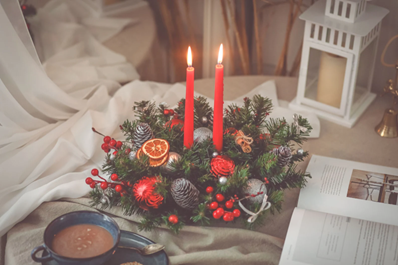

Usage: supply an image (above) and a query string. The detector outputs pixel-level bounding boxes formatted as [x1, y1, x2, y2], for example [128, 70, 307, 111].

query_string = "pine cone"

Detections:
[171, 178, 200, 210]
[272, 146, 292, 167]
[133, 123, 153, 149]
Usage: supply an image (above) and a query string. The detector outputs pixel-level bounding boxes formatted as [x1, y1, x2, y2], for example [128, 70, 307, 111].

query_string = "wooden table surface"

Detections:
[194, 75, 398, 239]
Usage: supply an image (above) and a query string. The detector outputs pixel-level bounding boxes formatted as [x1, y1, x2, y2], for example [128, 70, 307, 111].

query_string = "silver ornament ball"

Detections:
[201, 116, 208, 124]
[219, 177, 228, 185]
[100, 198, 107, 204]
[161, 152, 182, 172]
[193, 127, 213, 144]
[242, 178, 267, 205]
[129, 151, 137, 161]
[212, 151, 219, 158]
[110, 153, 116, 161]
[297, 148, 304, 156]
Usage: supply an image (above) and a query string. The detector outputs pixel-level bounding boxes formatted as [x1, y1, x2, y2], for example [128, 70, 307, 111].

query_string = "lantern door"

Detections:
[297, 42, 354, 116]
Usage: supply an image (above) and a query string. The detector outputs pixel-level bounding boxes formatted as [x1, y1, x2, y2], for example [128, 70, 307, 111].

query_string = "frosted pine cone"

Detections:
[171, 178, 200, 210]
[272, 146, 292, 167]
[133, 123, 153, 149]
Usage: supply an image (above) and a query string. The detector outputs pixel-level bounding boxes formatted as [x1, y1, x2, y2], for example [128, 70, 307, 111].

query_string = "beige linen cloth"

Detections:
[4, 197, 283, 265]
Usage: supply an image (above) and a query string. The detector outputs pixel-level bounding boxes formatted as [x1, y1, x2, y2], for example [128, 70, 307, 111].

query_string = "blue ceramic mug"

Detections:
[31, 211, 120, 265]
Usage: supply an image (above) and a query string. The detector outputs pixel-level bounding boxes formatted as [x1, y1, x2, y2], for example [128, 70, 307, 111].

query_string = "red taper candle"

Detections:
[213, 44, 224, 152]
[184, 46, 194, 149]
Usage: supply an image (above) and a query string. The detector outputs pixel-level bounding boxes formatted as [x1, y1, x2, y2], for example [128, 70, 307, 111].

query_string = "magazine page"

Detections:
[298, 155, 398, 226]
[280, 208, 398, 265]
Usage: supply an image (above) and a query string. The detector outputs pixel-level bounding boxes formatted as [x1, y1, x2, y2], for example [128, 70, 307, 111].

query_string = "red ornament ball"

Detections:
[133, 177, 164, 209]
[109, 139, 116, 147]
[103, 136, 111, 143]
[116, 141, 123, 148]
[211, 155, 235, 177]
[206, 186, 214, 194]
[100, 182, 108, 190]
[216, 194, 225, 202]
[111, 174, 118, 181]
[225, 200, 234, 209]
[169, 109, 175, 115]
[91, 169, 99, 176]
[233, 209, 241, 217]
[213, 211, 222, 219]
[90, 182, 96, 189]
[115, 185, 123, 193]
[168, 215, 179, 224]
[163, 109, 170, 115]
[209, 202, 218, 210]
[85, 177, 93, 184]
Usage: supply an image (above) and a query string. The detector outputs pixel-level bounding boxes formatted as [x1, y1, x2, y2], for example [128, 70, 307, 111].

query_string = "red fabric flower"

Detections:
[133, 176, 163, 209]
[211, 155, 235, 177]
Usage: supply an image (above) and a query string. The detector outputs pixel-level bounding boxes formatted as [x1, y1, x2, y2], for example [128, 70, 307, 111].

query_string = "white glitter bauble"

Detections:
[161, 152, 182, 172]
[110, 153, 116, 161]
[100, 197, 107, 204]
[212, 152, 219, 158]
[219, 177, 228, 185]
[193, 127, 213, 144]
[129, 151, 137, 161]
[242, 179, 267, 205]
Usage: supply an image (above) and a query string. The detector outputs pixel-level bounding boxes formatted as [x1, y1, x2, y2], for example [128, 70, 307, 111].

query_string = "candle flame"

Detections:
[187, 46, 192, 67]
[217, 44, 223, 64]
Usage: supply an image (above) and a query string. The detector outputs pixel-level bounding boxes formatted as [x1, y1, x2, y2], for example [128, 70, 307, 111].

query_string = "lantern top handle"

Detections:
[300, 0, 388, 36]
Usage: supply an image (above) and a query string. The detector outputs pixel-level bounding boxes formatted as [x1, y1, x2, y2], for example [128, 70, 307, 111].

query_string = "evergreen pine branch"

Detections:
[194, 96, 214, 129]
[218, 166, 249, 194]
[191, 203, 211, 226]
[138, 215, 163, 232]
[162, 212, 185, 234]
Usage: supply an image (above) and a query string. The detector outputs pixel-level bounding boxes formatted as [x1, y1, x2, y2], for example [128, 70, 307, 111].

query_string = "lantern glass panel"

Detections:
[351, 38, 377, 114]
[304, 47, 347, 109]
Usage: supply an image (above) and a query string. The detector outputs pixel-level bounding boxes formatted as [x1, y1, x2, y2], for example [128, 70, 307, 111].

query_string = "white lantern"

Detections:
[290, 0, 388, 127]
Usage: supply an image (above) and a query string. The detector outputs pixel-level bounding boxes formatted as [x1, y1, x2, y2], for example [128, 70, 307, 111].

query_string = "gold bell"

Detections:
[375, 108, 398, 138]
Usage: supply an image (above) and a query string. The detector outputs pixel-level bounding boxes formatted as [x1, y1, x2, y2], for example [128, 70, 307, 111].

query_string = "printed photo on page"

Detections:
[297, 155, 398, 226]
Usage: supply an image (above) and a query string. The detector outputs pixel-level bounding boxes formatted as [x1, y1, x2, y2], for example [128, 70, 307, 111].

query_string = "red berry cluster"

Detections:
[264, 177, 269, 184]
[233, 108, 241, 114]
[101, 136, 123, 153]
[163, 109, 175, 116]
[206, 187, 241, 222]
[85, 169, 131, 195]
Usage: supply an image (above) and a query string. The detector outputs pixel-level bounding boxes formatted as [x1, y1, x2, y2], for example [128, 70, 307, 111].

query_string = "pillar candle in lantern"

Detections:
[184, 46, 194, 149]
[213, 44, 224, 152]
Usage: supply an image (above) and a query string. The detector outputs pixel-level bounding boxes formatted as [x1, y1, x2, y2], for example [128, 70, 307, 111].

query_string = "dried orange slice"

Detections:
[136, 148, 143, 159]
[142, 139, 170, 159]
[136, 147, 169, 167]
[149, 154, 169, 167]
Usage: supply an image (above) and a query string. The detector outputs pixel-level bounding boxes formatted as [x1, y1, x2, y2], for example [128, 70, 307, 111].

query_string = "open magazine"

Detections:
[280, 155, 398, 265]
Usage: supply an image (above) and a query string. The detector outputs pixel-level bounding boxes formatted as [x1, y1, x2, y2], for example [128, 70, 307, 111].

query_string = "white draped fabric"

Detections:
[0, 0, 140, 236]
[0, 0, 320, 237]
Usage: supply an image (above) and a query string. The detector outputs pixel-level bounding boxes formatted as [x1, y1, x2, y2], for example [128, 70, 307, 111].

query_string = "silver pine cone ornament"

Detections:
[171, 178, 200, 210]
[133, 123, 153, 149]
[272, 146, 292, 167]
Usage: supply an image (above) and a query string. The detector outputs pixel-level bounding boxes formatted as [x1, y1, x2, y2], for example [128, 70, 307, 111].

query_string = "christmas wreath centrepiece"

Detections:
[87, 95, 312, 233]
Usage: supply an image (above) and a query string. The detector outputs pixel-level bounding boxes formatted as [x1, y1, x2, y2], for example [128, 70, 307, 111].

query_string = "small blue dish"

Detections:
[31, 211, 121, 265]
[40, 230, 169, 265]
